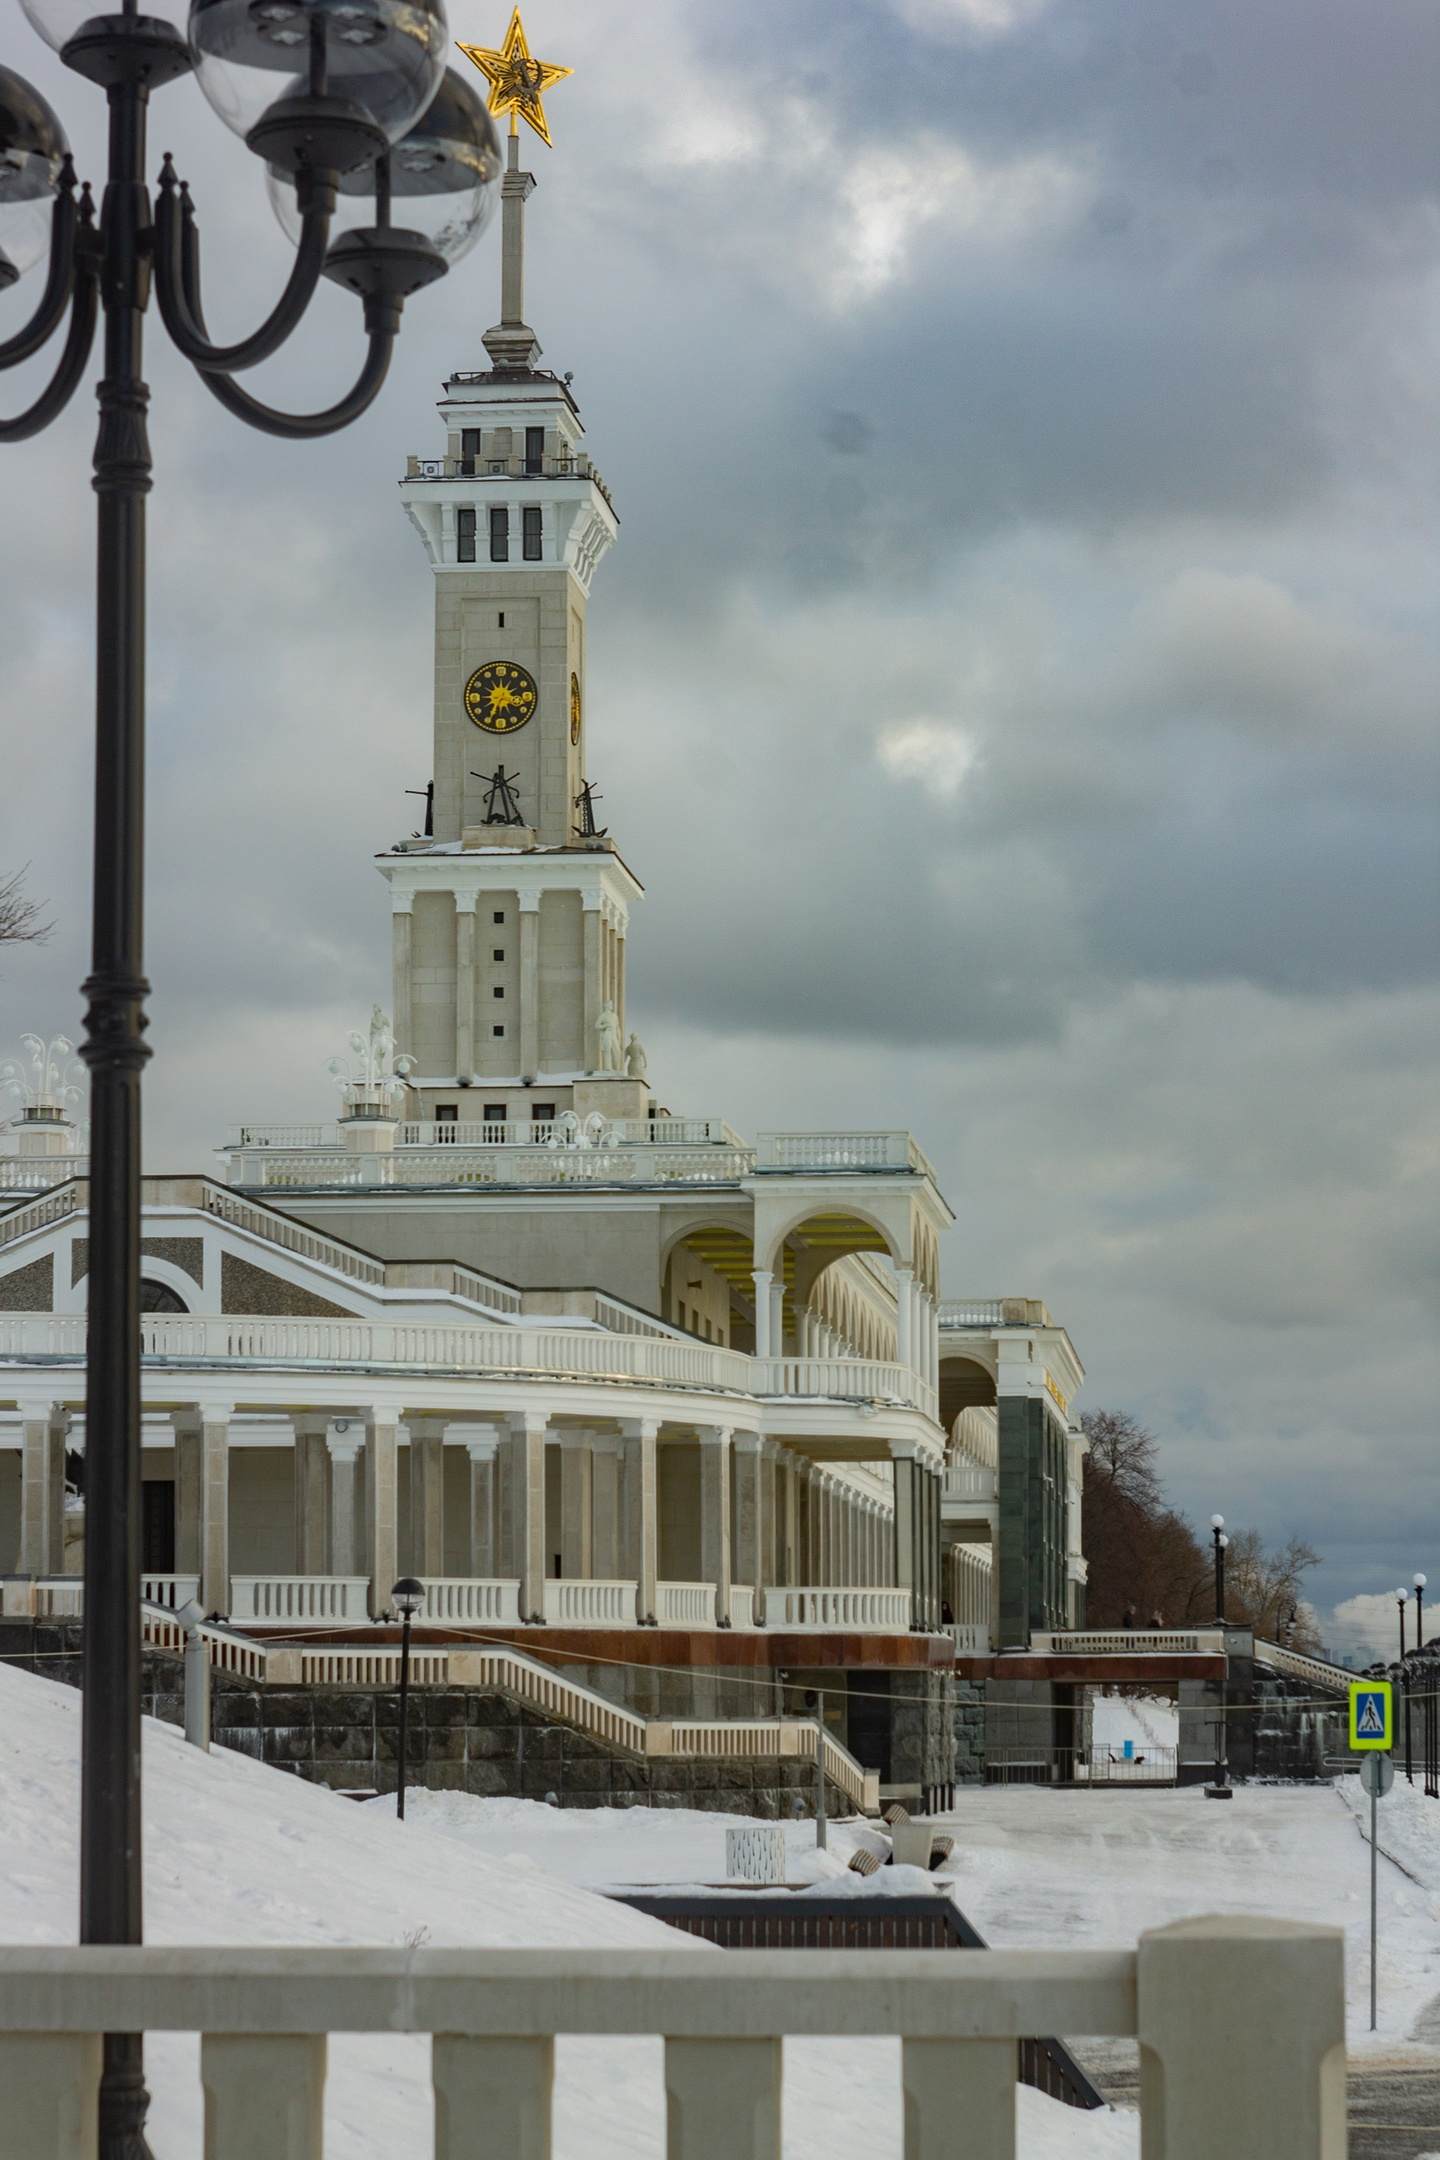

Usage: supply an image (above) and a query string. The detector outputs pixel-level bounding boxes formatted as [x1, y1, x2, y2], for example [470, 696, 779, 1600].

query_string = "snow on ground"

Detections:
[0, 1664, 1124, 2158]
[1089, 1693, 1178, 1756]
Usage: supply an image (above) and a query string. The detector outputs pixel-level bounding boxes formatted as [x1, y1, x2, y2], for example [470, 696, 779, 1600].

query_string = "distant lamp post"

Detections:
[1210, 1516, 1228, 1625]
[391, 1576, 425, 1820]
[1398, 1587, 1410, 1661]
[1416, 1573, 1428, 1650]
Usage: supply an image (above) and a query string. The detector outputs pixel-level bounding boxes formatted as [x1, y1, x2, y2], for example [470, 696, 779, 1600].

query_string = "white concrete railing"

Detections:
[0, 1921, 1346, 2160]
[234, 1144, 759, 1190]
[949, 1622, 990, 1653]
[764, 1587, 912, 1630]
[0, 1180, 83, 1249]
[656, 1581, 717, 1626]
[229, 1577, 371, 1626]
[754, 1129, 937, 1180]
[540, 1578, 636, 1626]
[938, 1299, 1006, 1327]
[943, 1459, 996, 1503]
[729, 1585, 755, 1630]
[391, 1117, 743, 1149]
[1254, 1638, 1355, 1697]
[226, 1123, 344, 1149]
[200, 1184, 387, 1287]
[420, 1577, 520, 1624]
[750, 1356, 936, 1419]
[0, 1576, 83, 1618]
[0, 1315, 940, 1419]
[0, 1156, 89, 1191]
[1031, 1629, 1227, 1656]
[140, 1574, 200, 1609]
[139, 1604, 272, 1683]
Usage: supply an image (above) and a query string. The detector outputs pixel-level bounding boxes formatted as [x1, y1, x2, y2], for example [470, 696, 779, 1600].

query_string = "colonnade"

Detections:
[748, 1262, 940, 1397]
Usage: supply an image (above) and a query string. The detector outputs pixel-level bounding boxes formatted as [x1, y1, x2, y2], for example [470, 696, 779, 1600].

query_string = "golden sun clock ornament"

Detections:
[457, 10, 572, 145]
[465, 660, 539, 733]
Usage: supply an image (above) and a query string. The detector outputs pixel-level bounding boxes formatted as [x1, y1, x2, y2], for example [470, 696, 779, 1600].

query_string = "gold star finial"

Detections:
[457, 10, 572, 147]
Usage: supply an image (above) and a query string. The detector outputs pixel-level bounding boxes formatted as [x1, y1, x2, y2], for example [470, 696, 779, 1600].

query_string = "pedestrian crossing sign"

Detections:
[1350, 1681, 1393, 1751]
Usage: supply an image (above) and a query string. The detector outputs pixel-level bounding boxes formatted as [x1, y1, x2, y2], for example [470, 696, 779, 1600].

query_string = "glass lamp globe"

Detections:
[20, 0, 187, 54]
[1210, 1514, 1224, 1531]
[188, 0, 447, 162]
[266, 65, 499, 260]
[0, 64, 68, 288]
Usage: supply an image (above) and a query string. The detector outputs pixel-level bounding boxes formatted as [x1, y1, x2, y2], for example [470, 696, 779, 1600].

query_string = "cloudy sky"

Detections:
[1, 0, 1437, 1642]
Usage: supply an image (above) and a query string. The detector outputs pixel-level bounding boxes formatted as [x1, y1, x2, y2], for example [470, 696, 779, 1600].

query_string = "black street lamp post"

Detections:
[392, 1575, 424, 1819]
[1399, 1587, 1414, 1784]
[1416, 1573, 1428, 1651]
[0, 10, 499, 2149]
[1210, 1514, 1228, 1625]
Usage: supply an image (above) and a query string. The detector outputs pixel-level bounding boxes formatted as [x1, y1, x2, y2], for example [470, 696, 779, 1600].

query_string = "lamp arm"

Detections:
[0, 252, 98, 443]
[0, 163, 84, 370]
[155, 158, 335, 374]
[195, 321, 394, 438]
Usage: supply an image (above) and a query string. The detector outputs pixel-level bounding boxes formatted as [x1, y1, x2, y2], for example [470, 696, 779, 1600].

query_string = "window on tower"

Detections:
[493, 986, 505, 999]
[522, 506, 542, 561]
[456, 507, 476, 562]
[525, 426, 545, 474]
[460, 428, 481, 475]
[492, 948, 505, 962]
[493, 911, 505, 923]
[493, 1025, 505, 1037]
[489, 506, 509, 562]
[483, 1102, 506, 1122]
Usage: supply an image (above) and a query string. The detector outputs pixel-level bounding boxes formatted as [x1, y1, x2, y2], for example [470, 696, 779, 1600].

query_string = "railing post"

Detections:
[432, 2034, 553, 2160]
[200, 2034, 325, 2160]
[1137, 1917, 1346, 2160]
[0, 2033, 103, 2160]
[666, 2037, 782, 2160]
[902, 2038, 1015, 2160]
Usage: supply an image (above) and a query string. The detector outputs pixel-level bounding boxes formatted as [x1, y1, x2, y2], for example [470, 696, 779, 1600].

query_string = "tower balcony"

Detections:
[404, 447, 615, 516]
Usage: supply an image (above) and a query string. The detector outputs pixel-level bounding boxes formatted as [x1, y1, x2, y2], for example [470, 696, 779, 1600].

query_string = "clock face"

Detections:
[465, 660, 538, 734]
[570, 671, 582, 745]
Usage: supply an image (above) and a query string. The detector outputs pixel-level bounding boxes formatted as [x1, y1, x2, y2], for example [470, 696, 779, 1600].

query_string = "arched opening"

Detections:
[939, 1355, 996, 1433]
[140, 1278, 188, 1315]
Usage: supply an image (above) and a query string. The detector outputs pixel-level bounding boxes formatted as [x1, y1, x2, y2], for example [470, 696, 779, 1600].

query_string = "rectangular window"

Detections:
[525, 425, 545, 474]
[489, 506, 509, 562]
[460, 428, 481, 475]
[456, 506, 476, 562]
[492, 1025, 505, 1037]
[493, 985, 505, 999]
[435, 1103, 458, 1143]
[483, 1102, 506, 1122]
[493, 911, 505, 923]
[522, 505, 542, 561]
[531, 1102, 556, 1122]
[492, 948, 505, 962]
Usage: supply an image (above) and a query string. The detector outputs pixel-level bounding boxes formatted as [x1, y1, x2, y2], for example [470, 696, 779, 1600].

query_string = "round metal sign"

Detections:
[1360, 1752, 1395, 1798]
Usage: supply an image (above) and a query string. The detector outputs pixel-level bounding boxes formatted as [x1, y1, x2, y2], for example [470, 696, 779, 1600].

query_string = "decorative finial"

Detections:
[327, 1008, 414, 1116]
[457, 10, 572, 145]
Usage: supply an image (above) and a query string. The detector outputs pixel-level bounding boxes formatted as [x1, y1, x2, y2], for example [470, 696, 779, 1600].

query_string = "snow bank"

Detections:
[0, 1663, 1127, 2157]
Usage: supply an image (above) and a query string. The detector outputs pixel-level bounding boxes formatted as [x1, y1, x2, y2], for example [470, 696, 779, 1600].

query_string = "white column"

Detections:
[591, 1432, 622, 1579]
[622, 1416, 659, 1624]
[769, 1279, 785, 1358]
[183, 1405, 234, 1617]
[17, 1398, 56, 1575]
[559, 1427, 594, 1580]
[455, 894, 477, 1082]
[465, 1428, 500, 1577]
[511, 1410, 548, 1620]
[698, 1425, 733, 1626]
[363, 1409, 400, 1617]
[392, 899, 413, 1058]
[895, 1267, 913, 1372]
[407, 1418, 446, 1577]
[291, 1413, 330, 1576]
[327, 1427, 362, 1575]
[582, 901, 602, 1072]
[518, 897, 540, 1080]
[751, 1270, 773, 1358]
[733, 1432, 763, 1615]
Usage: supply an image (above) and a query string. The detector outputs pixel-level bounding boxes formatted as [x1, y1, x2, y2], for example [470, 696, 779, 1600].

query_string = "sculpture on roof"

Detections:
[595, 999, 622, 1072]
[624, 1033, 647, 1081]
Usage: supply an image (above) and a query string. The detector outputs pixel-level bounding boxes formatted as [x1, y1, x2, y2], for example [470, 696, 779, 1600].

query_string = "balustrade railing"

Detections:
[656, 1581, 717, 1626]
[0, 1923, 1346, 2160]
[1030, 1629, 1227, 1656]
[540, 1578, 637, 1626]
[229, 1576, 371, 1626]
[140, 1573, 200, 1609]
[938, 1299, 1006, 1327]
[764, 1587, 912, 1630]
[754, 1129, 937, 1179]
[420, 1578, 520, 1624]
[752, 1356, 936, 1419]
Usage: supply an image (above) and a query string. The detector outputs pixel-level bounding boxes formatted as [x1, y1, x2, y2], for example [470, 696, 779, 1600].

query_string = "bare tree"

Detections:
[1220, 1528, 1324, 1648]
[0, 868, 51, 950]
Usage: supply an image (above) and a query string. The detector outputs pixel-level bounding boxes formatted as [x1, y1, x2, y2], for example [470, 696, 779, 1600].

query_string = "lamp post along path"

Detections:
[392, 1575, 424, 1820]
[0, 6, 506, 2149]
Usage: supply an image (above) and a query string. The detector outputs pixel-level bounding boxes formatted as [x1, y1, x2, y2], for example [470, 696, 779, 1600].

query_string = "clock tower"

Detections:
[379, 24, 643, 1123]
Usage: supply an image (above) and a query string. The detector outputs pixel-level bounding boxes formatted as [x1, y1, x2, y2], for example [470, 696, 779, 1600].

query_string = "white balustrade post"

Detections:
[465, 1427, 500, 1578]
[698, 1425, 733, 1625]
[623, 1416, 660, 1624]
[433, 2035, 553, 2160]
[363, 1409, 400, 1617]
[512, 1410, 550, 1621]
[902, 2038, 1015, 2160]
[326, 1426, 362, 1576]
[665, 2038, 782, 2160]
[200, 2034, 326, 2160]
[751, 1270, 773, 1358]
[1137, 1916, 1346, 2160]
[0, 2034, 102, 2159]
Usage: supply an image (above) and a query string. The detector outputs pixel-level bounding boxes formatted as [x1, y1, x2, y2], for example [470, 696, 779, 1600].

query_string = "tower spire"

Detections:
[457, 10, 571, 375]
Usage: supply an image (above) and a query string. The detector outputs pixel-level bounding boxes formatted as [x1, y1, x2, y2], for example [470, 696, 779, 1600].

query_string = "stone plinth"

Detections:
[573, 1077, 649, 1121]
[462, 826, 536, 852]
